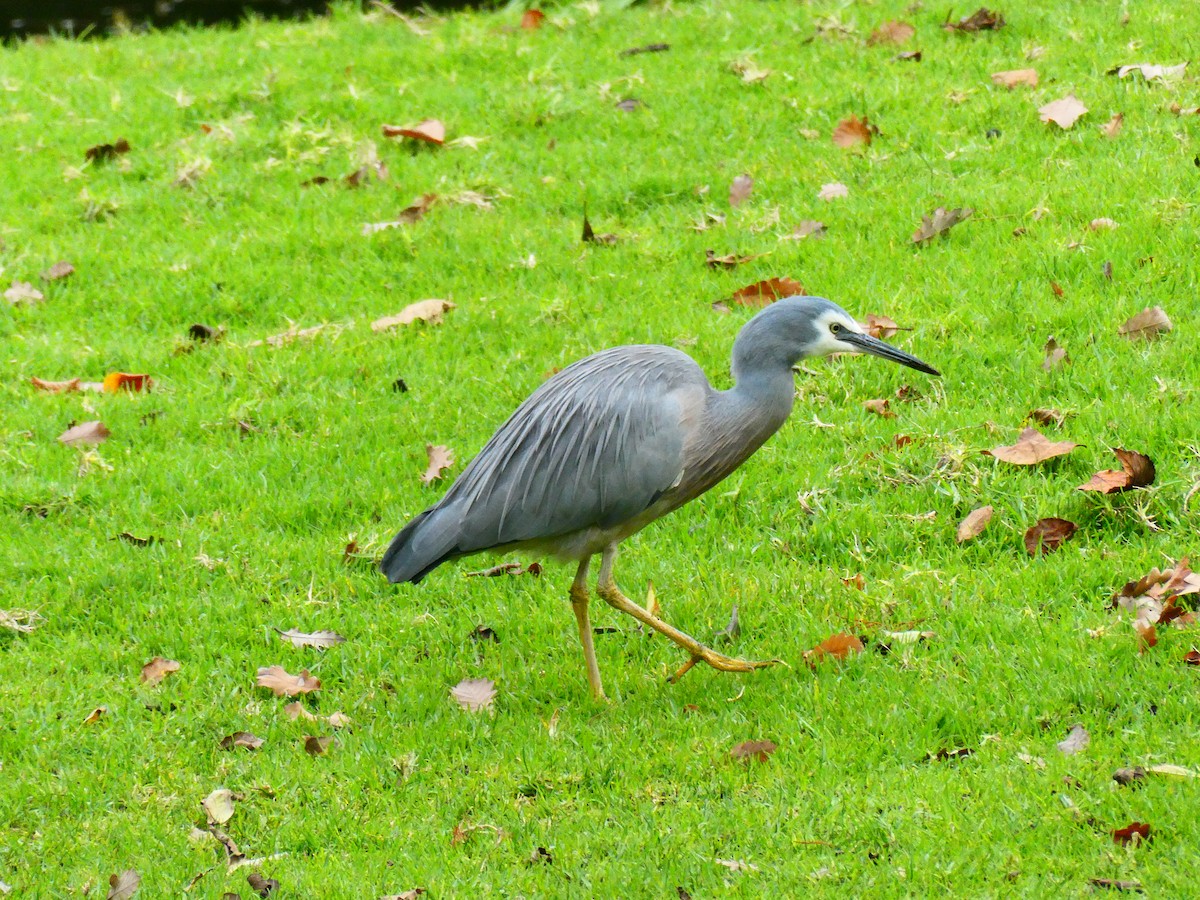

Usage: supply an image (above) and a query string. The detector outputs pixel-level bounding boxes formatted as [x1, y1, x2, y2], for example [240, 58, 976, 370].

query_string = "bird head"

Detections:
[800, 298, 940, 376]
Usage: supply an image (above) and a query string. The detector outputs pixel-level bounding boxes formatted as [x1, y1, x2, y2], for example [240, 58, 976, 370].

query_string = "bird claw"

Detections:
[667, 650, 784, 684]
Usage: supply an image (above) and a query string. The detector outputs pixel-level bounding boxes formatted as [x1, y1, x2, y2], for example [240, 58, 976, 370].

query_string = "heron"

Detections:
[381, 296, 939, 699]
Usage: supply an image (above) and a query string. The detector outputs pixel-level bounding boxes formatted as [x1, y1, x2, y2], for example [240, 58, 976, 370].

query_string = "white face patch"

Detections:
[808, 309, 864, 358]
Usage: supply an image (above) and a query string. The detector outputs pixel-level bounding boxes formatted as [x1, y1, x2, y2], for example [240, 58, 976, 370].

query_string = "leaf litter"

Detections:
[140, 656, 180, 685]
[421, 444, 454, 484]
[912, 207, 973, 243]
[956, 505, 994, 543]
[1118, 307, 1171, 340]
[371, 299, 456, 331]
[274, 628, 346, 649]
[985, 428, 1079, 465]
[255, 666, 321, 697]
[1078, 448, 1155, 494]
[1024, 518, 1077, 556]
[451, 677, 496, 711]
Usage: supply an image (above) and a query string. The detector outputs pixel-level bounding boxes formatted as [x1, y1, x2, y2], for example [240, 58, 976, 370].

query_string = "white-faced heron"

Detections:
[381, 296, 939, 699]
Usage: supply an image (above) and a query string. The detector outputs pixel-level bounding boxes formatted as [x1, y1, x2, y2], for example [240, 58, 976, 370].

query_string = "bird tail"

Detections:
[379, 506, 460, 584]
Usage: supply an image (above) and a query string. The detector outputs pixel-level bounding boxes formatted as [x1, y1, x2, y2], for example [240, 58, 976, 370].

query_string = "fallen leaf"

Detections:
[1102, 113, 1124, 138]
[520, 8, 544, 30]
[863, 398, 894, 418]
[282, 701, 317, 721]
[382, 119, 445, 145]
[421, 444, 454, 484]
[106, 869, 140, 900]
[731, 739, 777, 763]
[862, 314, 907, 339]
[956, 505, 994, 543]
[620, 43, 669, 56]
[841, 573, 865, 590]
[5, 281, 44, 304]
[715, 858, 759, 873]
[1029, 408, 1066, 428]
[782, 220, 826, 240]
[1089, 217, 1119, 231]
[189, 323, 221, 342]
[304, 735, 335, 756]
[804, 632, 864, 665]
[1078, 448, 1155, 494]
[943, 8, 1005, 32]
[927, 747, 974, 762]
[1057, 724, 1090, 755]
[1111, 822, 1151, 847]
[730, 59, 771, 83]
[371, 299, 456, 331]
[728, 277, 804, 308]
[343, 161, 388, 187]
[1118, 307, 1172, 341]
[103, 373, 152, 393]
[1088, 878, 1143, 892]
[275, 628, 346, 649]
[1025, 518, 1077, 556]
[202, 788, 237, 825]
[985, 428, 1079, 465]
[140, 656, 180, 685]
[1039, 95, 1088, 129]
[1186, 649, 1200, 666]
[248, 322, 338, 348]
[1042, 337, 1070, 371]
[220, 732, 265, 751]
[451, 677, 496, 711]
[85, 138, 130, 162]
[31, 377, 81, 393]
[1112, 62, 1187, 84]
[832, 114, 873, 148]
[1050, 281, 1064, 298]
[527, 846, 553, 866]
[867, 20, 915, 45]
[896, 50, 923, 62]
[40, 261, 75, 281]
[912, 207, 973, 243]
[689, 212, 725, 232]
[1148, 763, 1198, 779]
[1113, 766, 1146, 786]
[991, 68, 1038, 88]
[255, 666, 321, 697]
[58, 421, 110, 446]
[247, 872, 280, 897]
[581, 210, 618, 244]
[818, 182, 849, 201]
[705, 249, 767, 269]
[83, 706, 107, 725]
[614, 98, 644, 112]
[0, 609, 44, 633]
[729, 174, 754, 208]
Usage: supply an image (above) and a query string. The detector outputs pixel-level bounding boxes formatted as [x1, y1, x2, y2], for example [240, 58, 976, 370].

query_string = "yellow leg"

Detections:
[594, 545, 781, 682]
[570, 558, 605, 700]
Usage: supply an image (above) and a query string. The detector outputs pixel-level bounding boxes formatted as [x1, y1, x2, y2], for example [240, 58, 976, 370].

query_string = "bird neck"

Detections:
[724, 364, 796, 435]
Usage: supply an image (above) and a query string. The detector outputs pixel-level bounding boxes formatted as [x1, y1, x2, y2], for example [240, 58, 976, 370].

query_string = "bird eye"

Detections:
[830, 323, 842, 335]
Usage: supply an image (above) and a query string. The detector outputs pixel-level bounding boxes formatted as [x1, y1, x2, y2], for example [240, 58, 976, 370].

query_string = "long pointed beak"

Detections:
[840, 331, 941, 376]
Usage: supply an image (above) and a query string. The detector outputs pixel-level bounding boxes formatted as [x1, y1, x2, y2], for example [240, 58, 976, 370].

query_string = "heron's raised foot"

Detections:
[668, 652, 783, 684]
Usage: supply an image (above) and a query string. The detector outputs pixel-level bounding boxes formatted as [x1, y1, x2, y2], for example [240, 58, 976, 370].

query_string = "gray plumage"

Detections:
[380, 296, 939, 698]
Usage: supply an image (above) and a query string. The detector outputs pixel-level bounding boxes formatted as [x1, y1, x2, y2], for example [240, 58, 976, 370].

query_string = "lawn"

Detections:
[1, 0, 1199, 895]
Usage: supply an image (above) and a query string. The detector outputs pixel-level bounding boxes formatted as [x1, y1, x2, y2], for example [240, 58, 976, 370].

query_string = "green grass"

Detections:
[2, 0, 1199, 895]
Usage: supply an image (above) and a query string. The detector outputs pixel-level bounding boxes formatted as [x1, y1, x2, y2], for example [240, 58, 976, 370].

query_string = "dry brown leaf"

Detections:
[689, 212, 725, 232]
[782, 220, 826, 240]
[729, 174, 754, 208]
[863, 398, 894, 418]
[5, 281, 44, 304]
[40, 261, 75, 281]
[1113, 62, 1187, 83]
[520, 8, 545, 30]
[581, 211, 618, 244]
[896, 50, 923, 62]
[1042, 337, 1070, 371]
[382, 119, 445, 145]
[0, 609, 44, 633]
[1078, 448, 1156, 494]
[1089, 217, 1119, 231]
[220, 732, 265, 751]
[282, 701, 317, 721]
[86, 138, 130, 162]
[1118, 306, 1172, 341]
[730, 59, 771, 83]
[956, 505, 994, 543]
[832, 114, 873, 148]
[140, 656, 180, 685]
[275, 628, 346, 649]
[728, 277, 805, 308]
[862, 314, 908, 339]
[1024, 517, 1077, 556]
[247, 872, 280, 896]
[818, 182, 849, 201]
[804, 632, 864, 666]
[1102, 112, 1124, 138]
[1111, 822, 1152, 847]
[1029, 408, 1065, 429]
[1039, 95, 1088, 129]
[705, 249, 767, 269]
[83, 706, 107, 725]
[103, 373, 152, 393]
[984, 427, 1079, 465]
[1056, 724, 1090, 755]
[362, 194, 439, 234]
[1185, 650, 1200, 666]
[867, 20, 915, 45]
[371, 299, 456, 331]
[202, 788, 237, 825]
[731, 739, 777, 763]
[58, 421, 110, 446]
[451, 677, 496, 711]
[255, 665, 321, 697]
[31, 377, 81, 393]
[912, 207, 973, 243]
[421, 444, 454, 484]
[248, 322, 336, 348]
[304, 735, 335, 756]
[106, 870, 140, 900]
[943, 8, 1005, 32]
[991, 68, 1038, 88]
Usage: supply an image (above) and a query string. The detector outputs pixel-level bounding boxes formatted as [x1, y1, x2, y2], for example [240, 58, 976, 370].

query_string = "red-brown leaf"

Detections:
[728, 277, 805, 308]
[140, 656, 180, 685]
[985, 428, 1079, 465]
[804, 632, 864, 665]
[1078, 448, 1156, 494]
[1111, 822, 1151, 847]
[382, 119, 446, 145]
[1024, 518, 1077, 556]
[729, 174, 754, 208]
[520, 8, 545, 30]
[103, 372, 152, 393]
[731, 739, 777, 763]
[832, 115, 873, 149]
[867, 21, 915, 45]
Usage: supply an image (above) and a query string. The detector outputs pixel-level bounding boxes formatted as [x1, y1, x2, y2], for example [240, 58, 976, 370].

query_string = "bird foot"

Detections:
[667, 649, 784, 684]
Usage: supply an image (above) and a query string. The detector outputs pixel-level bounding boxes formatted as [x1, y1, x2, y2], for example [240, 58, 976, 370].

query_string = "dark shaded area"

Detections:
[3, 1, 338, 39]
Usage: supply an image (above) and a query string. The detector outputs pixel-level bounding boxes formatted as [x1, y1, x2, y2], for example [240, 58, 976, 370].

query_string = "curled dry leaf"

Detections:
[86, 138, 130, 162]
[1042, 337, 1070, 371]
[705, 250, 767, 269]
[41, 261, 75, 281]
[103, 373, 152, 393]
[275, 628, 346, 649]
[956, 505, 994, 543]
[832, 115, 873, 148]
[362, 194, 439, 234]
[912, 207, 973, 243]
[730, 58, 771, 84]
[1112, 62, 1187, 84]
[862, 314, 907, 339]
[140, 656, 180, 685]
[520, 8, 545, 30]
[1024, 518, 1077, 556]
[1111, 822, 1152, 847]
[31, 377, 81, 393]
[581, 211, 619, 244]
[371, 299, 456, 332]
[1039, 95, 1088, 129]
[382, 119, 445, 145]
[863, 398, 894, 418]
[247, 872, 281, 897]
[220, 732, 265, 751]
[1078, 448, 1155, 494]
[804, 632, 864, 666]
[1102, 113, 1124, 138]
[1113, 766, 1146, 786]
[83, 706, 107, 725]
[1056, 724, 1090, 755]
[421, 444, 454, 484]
[1118, 306, 1172, 341]
[729, 173, 754, 208]
[451, 677, 497, 711]
[728, 277, 804, 308]
[943, 7, 1005, 32]
[731, 739, 777, 763]
[620, 43, 670, 57]
[202, 788, 237, 825]
[58, 421, 110, 446]
[255, 665, 321, 697]
[867, 20, 915, 45]
[1186, 649, 1200, 666]
[985, 427, 1078, 465]
[5, 281, 45, 304]
[782, 220, 826, 240]
[0, 608, 44, 633]
[614, 98, 644, 112]
[818, 182, 848, 201]
[304, 735, 335, 756]
[991, 68, 1038, 88]
[1089, 217, 1119, 231]
[106, 869, 140, 900]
